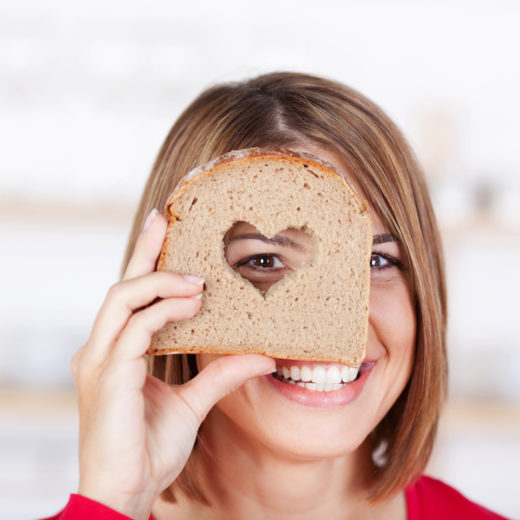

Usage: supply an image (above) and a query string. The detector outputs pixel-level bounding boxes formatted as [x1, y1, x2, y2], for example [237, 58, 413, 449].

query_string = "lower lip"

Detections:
[265, 363, 375, 408]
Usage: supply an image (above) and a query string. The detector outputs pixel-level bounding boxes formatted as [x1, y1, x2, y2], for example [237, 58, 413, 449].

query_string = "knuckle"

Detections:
[176, 389, 205, 426]
[164, 297, 199, 320]
[152, 270, 180, 287]
[126, 297, 201, 337]
[128, 309, 154, 334]
[70, 347, 83, 377]
[70, 344, 102, 385]
[106, 282, 124, 301]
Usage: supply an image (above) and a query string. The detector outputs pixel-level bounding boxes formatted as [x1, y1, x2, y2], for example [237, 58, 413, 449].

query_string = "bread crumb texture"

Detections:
[149, 150, 372, 366]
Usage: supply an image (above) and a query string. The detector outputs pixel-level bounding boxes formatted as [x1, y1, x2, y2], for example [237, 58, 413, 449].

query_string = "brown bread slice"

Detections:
[148, 149, 372, 366]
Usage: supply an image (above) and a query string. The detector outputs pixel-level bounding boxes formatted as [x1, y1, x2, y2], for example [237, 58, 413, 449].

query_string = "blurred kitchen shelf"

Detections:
[2, 386, 518, 422]
[2, 196, 519, 234]
[0, 196, 136, 224]
[0, 387, 77, 416]
[440, 399, 520, 431]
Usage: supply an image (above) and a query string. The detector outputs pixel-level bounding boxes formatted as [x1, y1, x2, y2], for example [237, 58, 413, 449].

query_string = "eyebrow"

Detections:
[372, 233, 398, 244]
[226, 232, 397, 249]
[226, 233, 308, 252]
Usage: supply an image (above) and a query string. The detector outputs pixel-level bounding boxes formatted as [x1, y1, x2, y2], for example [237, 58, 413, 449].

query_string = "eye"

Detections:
[236, 254, 285, 270]
[232, 253, 289, 293]
[370, 252, 399, 271]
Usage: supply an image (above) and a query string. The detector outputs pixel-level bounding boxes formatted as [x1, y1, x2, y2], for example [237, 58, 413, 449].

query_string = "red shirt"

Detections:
[40, 475, 511, 520]
[405, 476, 510, 519]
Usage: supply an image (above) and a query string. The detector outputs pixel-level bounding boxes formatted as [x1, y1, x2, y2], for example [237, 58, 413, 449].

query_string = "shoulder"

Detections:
[405, 475, 511, 520]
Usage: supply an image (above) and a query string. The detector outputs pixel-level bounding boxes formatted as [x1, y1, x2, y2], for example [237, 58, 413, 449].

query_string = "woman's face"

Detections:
[198, 147, 416, 460]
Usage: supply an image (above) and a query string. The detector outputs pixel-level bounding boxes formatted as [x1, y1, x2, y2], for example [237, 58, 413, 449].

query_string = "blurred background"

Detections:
[1, 0, 519, 518]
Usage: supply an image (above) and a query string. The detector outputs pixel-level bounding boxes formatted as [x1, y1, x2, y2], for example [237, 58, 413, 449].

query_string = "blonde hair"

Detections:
[121, 71, 447, 502]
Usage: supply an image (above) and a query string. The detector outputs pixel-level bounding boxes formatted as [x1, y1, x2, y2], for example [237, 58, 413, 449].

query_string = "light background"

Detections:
[0, 0, 519, 518]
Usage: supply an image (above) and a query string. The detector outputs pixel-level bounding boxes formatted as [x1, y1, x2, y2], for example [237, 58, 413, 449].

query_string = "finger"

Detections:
[86, 272, 204, 363]
[123, 211, 167, 281]
[177, 355, 276, 424]
[107, 297, 203, 363]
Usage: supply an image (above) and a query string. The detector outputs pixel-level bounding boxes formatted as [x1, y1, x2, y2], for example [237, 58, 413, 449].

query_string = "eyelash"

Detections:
[370, 251, 402, 271]
[235, 252, 402, 272]
[235, 254, 286, 271]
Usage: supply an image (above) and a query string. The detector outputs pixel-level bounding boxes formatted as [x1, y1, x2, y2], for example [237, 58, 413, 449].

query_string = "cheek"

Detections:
[369, 280, 416, 364]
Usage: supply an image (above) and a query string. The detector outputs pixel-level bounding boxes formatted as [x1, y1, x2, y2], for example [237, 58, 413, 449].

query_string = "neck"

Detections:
[188, 407, 396, 520]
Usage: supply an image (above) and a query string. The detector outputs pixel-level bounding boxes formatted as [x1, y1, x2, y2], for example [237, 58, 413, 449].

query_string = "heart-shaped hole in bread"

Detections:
[223, 221, 315, 297]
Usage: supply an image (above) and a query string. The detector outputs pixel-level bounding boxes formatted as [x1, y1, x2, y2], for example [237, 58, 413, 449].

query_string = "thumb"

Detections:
[177, 354, 276, 423]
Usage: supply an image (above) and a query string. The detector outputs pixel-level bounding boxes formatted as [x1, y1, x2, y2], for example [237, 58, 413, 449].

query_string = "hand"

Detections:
[71, 210, 275, 520]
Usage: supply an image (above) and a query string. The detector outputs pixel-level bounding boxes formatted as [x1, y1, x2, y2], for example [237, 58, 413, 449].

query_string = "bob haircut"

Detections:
[121, 71, 447, 503]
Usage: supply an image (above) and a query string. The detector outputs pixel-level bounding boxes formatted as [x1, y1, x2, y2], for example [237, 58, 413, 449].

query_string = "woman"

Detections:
[44, 72, 508, 519]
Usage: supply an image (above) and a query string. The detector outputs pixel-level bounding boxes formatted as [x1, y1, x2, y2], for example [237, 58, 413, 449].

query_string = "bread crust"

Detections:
[149, 148, 372, 366]
[164, 148, 367, 221]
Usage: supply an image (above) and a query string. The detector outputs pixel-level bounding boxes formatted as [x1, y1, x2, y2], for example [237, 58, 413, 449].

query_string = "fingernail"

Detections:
[182, 274, 205, 285]
[143, 208, 159, 231]
[190, 292, 203, 299]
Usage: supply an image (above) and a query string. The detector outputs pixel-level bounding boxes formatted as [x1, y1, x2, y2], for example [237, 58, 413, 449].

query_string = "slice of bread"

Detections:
[148, 148, 372, 366]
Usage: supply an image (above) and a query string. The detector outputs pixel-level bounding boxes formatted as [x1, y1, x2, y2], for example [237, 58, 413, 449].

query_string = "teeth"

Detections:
[274, 363, 361, 392]
[300, 366, 312, 382]
[290, 366, 300, 381]
[341, 365, 360, 383]
[326, 366, 341, 384]
[311, 366, 326, 384]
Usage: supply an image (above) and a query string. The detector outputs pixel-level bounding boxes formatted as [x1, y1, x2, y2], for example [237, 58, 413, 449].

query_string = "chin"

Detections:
[262, 425, 370, 461]
[212, 375, 379, 461]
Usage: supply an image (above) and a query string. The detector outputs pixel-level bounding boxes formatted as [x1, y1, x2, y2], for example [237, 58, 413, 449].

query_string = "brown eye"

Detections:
[370, 254, 388, 269]
[370, 253, 395, 270]
[247, 254, 284, 269]
[370, 252, 401, 271]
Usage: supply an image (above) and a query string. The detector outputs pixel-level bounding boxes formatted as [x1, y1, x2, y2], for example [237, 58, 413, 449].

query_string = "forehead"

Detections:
[225, 220, 315, 248]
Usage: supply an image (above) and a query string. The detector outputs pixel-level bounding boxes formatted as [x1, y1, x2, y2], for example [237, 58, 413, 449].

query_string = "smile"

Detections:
[266, 360, 375, 408]
[273, 364, 360, 392]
